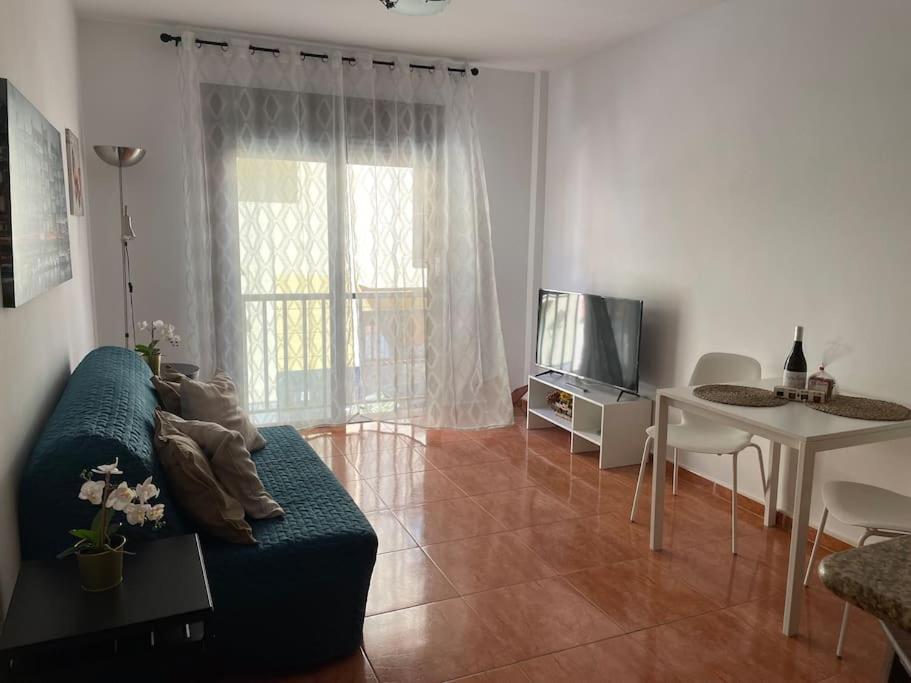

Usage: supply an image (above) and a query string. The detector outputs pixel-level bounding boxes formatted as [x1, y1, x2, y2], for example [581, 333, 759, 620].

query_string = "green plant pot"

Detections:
[145, 352, 162, 376]
[76, 534, 125, 592]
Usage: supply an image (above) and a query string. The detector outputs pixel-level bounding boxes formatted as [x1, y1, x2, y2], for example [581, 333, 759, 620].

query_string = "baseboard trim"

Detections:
[668, 463, 854, 553]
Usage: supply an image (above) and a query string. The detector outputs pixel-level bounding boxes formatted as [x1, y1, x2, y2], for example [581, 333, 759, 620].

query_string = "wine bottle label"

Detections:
[783, 370, 807, 389]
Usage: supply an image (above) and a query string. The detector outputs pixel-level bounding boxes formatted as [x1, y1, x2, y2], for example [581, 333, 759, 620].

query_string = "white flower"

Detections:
[125, 503, 150, 526]
[135, 476, 159, 504]
[78, 480, 105, 505]
[106, 481, 135, 511]
[146, 503, 166, 523]
[92, 458, 122, 475]
[138, 320, 148, 331]
[152, 320, 165, 331]
[167, 324, 175, 336]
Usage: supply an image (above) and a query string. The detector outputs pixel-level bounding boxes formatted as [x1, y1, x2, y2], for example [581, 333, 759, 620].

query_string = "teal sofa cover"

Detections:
[18, 346, 377, 668]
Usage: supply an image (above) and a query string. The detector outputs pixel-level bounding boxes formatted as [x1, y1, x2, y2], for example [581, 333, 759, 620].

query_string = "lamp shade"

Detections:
[93, 146, 146, 168]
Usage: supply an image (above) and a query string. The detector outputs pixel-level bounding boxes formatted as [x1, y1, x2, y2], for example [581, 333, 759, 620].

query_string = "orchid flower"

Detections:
[146, 504, 166, 523]
[62, 466, 167, 559]
[135, 476, 160, 504]
[135, 320, 180, 356]
[106, 481, 136, 511]
[78, 480, 105, 505]
[125, 503, 151, 526]
[92, 458, 122, 475]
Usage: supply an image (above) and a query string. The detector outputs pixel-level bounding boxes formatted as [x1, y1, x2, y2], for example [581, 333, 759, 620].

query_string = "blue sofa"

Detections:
[18, 347, 377, 668]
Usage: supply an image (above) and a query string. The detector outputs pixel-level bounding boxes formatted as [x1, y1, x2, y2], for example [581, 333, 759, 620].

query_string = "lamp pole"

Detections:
[93, 146, 146, 348]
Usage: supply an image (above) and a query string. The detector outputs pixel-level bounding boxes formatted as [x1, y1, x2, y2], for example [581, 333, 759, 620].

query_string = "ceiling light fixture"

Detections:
[379, 0, 451, 16]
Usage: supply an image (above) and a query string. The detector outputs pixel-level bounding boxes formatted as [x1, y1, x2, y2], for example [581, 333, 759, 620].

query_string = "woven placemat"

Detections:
[807, 395, 911, 421]
[693, 384, 789, 407]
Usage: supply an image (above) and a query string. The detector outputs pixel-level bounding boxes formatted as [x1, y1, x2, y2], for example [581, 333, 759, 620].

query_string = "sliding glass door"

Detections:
[236, 154, 427, 427]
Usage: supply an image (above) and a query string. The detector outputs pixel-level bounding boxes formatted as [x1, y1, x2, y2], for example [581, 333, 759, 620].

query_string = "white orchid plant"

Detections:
[134, 320, 180, 360]
[57, 458, 166, 558]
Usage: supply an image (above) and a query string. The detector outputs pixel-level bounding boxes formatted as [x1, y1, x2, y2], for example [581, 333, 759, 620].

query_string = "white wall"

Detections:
[473, 68, 536, 390]
[0, 0, 96, 619]
[78, 18, 538, 392]
[542, 0, 911, 544]
[78, 21, 187, 356]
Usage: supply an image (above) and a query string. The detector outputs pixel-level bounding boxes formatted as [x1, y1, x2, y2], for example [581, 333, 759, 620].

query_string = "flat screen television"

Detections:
[535, 289, 643, 394]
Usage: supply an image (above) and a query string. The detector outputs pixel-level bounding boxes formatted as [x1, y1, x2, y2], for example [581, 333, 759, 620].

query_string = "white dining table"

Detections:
[649, 378, 911, 636]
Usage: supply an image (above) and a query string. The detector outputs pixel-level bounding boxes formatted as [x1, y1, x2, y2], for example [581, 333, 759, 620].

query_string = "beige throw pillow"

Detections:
[151, 374, 182, 415]
[179, 370, 266, 452]
[153, 411, 256, 544]
[171, 418, 284, 520]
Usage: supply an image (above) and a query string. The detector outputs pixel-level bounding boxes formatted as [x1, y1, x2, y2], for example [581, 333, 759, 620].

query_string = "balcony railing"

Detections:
[242, 288, 427, 423]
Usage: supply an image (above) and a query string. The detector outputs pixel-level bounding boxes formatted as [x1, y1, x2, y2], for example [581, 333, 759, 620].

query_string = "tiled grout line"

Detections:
[367, 508, 788, 626]
[438, 583, 849, 683]
[390, 495, 508, 544]
[364, 549, 459, 619]
[367, 510, 420, 555]
[348, 429, 883, 682]
[453, 586, 627, 679]
[313, 425, 845, 679]
[365, 518, 763, 625]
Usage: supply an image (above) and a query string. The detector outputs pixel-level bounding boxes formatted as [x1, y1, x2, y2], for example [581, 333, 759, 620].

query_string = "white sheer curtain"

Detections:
[176, 32, 513, 429]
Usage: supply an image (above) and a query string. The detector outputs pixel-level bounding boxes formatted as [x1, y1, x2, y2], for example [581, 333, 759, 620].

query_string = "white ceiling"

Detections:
[73, 0, 726, 70]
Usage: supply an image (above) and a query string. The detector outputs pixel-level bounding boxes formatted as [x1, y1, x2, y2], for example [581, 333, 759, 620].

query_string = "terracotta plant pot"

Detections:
[76, 534, 126, 592]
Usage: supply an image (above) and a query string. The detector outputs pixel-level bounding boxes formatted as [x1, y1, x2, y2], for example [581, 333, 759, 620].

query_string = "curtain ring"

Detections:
[220, 44, 229, 53]
[249, 46, 256, 56]
[389, 62, 395, 71]
[322, 55, 329, 64]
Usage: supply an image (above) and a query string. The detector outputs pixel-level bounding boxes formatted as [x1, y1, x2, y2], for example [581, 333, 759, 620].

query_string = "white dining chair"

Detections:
[629, 352, 767, 554]
[803, 481, 911, 658]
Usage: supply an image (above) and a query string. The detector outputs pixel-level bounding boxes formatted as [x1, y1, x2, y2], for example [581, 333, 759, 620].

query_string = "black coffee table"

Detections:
[0, 534, 212, 678]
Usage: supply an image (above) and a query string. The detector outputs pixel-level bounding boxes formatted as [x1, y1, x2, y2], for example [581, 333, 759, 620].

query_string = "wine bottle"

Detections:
[783, 325, 807, 389]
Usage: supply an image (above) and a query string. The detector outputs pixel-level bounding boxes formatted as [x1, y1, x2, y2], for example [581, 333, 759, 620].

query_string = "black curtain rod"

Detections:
[159, 33, 479, 76]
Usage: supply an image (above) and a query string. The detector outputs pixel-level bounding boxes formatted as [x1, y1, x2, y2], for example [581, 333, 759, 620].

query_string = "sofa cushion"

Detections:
[19, 347, 185, 560]
[201, 425, 377, 665]
[151, 374, 182, 414]
[167, 415, 284, 520]
[154, 411, 256, 544]
[179, 370, 266, 452]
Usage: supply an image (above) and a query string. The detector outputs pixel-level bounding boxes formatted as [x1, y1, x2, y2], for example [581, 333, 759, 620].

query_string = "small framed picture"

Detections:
[65, 128, 84, 216]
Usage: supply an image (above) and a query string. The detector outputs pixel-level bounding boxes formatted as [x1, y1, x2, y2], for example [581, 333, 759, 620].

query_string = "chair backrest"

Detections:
[683, 352, 761, 426]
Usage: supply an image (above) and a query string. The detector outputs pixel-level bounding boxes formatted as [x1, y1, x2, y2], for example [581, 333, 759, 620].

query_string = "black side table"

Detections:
[0, 534, 213, 680]
[161, 362, 200, 379]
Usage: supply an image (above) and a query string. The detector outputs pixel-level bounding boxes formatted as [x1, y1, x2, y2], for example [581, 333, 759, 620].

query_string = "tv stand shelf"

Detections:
[527, 373, 652, 469]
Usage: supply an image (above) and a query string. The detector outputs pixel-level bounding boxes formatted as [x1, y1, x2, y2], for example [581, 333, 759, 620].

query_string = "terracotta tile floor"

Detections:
[275, 415, 888, 682]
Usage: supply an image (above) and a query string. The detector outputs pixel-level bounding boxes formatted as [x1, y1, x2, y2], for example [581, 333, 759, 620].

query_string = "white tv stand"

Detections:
[527, 372, 652, 469]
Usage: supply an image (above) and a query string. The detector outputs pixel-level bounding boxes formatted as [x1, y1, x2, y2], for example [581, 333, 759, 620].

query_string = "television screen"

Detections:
[535, 289, 643, 393]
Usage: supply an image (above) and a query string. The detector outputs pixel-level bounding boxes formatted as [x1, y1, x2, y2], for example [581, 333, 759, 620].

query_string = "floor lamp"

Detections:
[93, 145, 146, 349]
